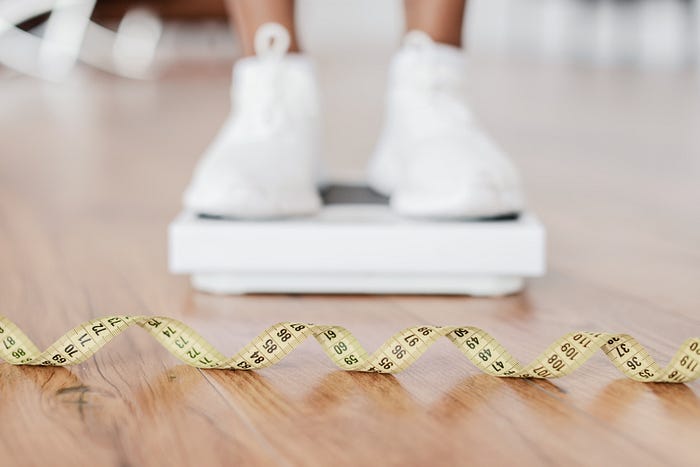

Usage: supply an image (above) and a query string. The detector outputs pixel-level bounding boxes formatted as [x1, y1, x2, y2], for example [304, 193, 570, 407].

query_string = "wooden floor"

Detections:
[1, 55, 699, 466]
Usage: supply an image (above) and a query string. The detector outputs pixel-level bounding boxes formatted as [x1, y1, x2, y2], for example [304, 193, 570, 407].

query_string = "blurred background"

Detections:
[5, 0, 699, 74]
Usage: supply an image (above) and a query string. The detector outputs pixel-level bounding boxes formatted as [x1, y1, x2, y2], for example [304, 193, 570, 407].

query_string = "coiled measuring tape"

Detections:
[1, 315, 698, 383]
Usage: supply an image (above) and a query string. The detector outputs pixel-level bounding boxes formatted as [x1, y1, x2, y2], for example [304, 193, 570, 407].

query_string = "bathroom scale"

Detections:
[168, 184, 546, 296]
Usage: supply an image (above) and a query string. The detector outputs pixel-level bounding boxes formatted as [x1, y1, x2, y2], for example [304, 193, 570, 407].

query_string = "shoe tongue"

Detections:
[403, 30, 434, 48]
[254, 22, 291, 59]
[391, 34, 467, 95]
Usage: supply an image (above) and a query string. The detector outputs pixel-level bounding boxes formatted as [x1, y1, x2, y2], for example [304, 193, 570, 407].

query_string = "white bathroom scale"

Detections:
[168, 185, 546, 296]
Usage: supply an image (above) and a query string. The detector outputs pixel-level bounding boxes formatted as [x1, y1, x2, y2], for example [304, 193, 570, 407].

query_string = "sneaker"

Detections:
[367, 31, 524, 219]
[183, 22, 322, 218]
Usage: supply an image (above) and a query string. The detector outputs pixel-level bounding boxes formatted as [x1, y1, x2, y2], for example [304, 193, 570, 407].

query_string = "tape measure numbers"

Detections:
[0, 315, 698, 383]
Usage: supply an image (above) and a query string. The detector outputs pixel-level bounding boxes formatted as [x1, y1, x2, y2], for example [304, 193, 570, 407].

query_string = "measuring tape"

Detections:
[1, 315, 698, 382]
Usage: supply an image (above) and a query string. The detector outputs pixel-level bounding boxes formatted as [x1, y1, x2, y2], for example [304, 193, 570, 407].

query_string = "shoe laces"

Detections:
[399, 31, 473, 129]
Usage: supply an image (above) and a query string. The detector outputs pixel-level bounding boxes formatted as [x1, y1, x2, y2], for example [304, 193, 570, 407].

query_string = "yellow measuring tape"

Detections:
[1, 315, 698, 383]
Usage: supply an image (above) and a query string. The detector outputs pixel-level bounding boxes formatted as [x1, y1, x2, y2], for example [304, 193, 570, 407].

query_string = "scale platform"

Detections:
[169, 185, 546, 296]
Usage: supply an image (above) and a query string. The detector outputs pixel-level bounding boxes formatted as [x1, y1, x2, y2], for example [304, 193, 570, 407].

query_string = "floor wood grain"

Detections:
[1, 55, 699, 466]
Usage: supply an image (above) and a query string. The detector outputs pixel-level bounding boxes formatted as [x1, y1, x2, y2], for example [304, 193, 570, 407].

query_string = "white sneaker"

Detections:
[367, 31, 524, 219]
[183, 23, 322, 218]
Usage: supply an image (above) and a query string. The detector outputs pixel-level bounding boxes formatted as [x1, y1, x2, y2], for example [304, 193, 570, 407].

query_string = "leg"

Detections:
[404, 0, 467, 47]
[182, 0, 321, 218]
[225, 0, 300, 56]
[367, 0, 523, 218]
